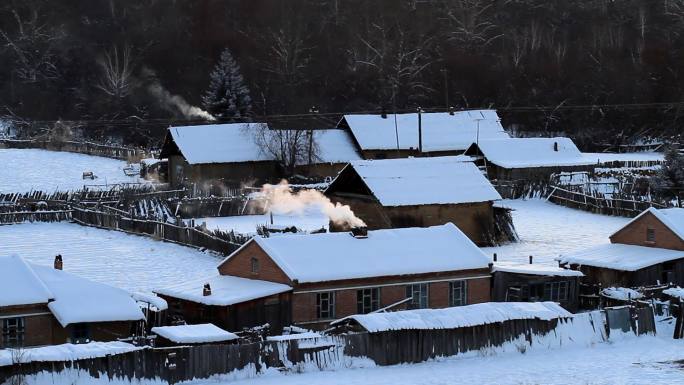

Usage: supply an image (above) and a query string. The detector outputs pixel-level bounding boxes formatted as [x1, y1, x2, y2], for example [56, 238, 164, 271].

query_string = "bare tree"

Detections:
[96, 45, 135, 99]
[443, 0, 502, 50]
[0, 3, 63, 83]
[252, 124, 319, 175]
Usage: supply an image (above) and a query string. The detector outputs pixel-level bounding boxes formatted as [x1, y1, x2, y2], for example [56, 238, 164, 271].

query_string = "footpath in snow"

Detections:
[483, 199, 630, 265]
[0, 148, 145, 193]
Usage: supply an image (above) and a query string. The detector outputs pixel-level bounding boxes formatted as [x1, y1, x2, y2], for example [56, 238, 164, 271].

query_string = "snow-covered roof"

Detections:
[0, 255, 53, 307]
[31, 264, 145, 327]
[167, 123, 271, 165]
[0, 341, 142, 367]
[234, 223, 491, 283]
[341, 110, 509, 152]
[155, 274, 292, 306]
[267, 332, 322, 341]
[492, 261, 584, 277]
[308, 129, 362, 164]
[131, 292, 169, 311]
[612, 207, 684, 242]
[332, 302, 571, 332]
[151, 323, 238, 344]
[340, 156, 501, 206]
[663, 287, 684, 299]
[600, 287, 643, 301]
[472, 137, 595, 169]
[558, 243, 684, 272]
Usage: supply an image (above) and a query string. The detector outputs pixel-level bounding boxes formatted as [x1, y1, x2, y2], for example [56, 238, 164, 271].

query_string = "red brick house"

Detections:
[559, 207, 684, 287]
[156, 223, 492, 332]
[0, 255, 145, 348]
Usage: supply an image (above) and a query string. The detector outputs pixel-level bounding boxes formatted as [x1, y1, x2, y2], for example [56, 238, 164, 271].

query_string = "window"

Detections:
[2, 318, 25, 348]
[449, 280, 467, 307]
[543, 281, 569, 302]
[71, 323, 90, 344]
[250, 257, 260, 274]
[316, 292, 335, 319]
[647, 228, 655, 242]
[406, 284, 429, 309]
[357, 288, 380, 314]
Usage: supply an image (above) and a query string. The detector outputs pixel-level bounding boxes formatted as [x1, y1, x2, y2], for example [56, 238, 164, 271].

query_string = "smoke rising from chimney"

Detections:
[258, 180, 366, 228]
[147, 82, 215, 121]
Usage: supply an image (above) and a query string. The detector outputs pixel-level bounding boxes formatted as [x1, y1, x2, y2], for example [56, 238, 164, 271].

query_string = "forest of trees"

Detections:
[2, 0, 684, 148]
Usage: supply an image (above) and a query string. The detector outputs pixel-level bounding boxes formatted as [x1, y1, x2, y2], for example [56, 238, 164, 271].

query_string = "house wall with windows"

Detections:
[491, 272, 581, 312]
[610, 211, 684, 251]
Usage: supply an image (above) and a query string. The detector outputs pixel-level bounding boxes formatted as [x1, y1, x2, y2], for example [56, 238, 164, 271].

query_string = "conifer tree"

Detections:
[651, 146, 684, 206]
[201, 49, 252, 120]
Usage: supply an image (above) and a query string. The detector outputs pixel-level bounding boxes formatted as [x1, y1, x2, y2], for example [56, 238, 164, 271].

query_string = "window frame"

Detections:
[316, 291, 336, 320]
[2, 317, 25, 348]
[448, 280, 468, 307]
[646, 227, 655, 242]
[250, 257, 260, 274]
[357, 287, 380, 314]
[406, 283, 429, 309]
[543, 281, 570, 302]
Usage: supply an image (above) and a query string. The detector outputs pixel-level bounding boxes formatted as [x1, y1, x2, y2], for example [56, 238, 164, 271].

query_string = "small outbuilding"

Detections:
[293, 128, 362, 178]
[464, 137, 596, 181]
[324, 156, 503, 245]
[491, 261, 584, 312]
[151, 323, 238, 347]
[338, 110, 509, 159]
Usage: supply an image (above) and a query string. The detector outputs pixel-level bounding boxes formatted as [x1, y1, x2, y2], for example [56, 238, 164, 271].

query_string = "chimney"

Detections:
[54, 255, 63, 270]
[448, 106, 455, 116]
[350, 226, 368, 239]
[553, 141, 558, 152]
[529, 255, 533, 264]
[493, 253, 497, 262]
[203, 283, 212, 296]
[381, 107, 387, 119]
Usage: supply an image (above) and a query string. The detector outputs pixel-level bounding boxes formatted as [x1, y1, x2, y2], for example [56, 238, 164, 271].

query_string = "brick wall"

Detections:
[610, 211, 684, 251]
[0, 304, 57, 347]
[217, 242, 291, 284]
[466, 277, 492, 304]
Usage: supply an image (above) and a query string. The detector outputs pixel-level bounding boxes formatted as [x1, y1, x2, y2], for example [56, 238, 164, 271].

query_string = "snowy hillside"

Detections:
[0, 149, 146, 193]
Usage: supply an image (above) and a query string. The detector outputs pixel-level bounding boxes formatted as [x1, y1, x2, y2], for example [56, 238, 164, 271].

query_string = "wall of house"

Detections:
[487, 164, 595, 182]
[294, 162, 346, 178]
[291, 273, 491, 329]
[217, 242, 292, 285]
[491, 272, 580, 312]
[329, 195, 494, 245]
[0, 304, 55, 347]
[167, 156, 280, 188]
[360, 149, 419, 160]
[610, 211, 684, 251]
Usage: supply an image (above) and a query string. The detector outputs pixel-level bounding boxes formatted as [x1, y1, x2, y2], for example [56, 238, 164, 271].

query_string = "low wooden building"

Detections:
[157, 223, 492, 332]
[0, 255, 145, 348]
[324, 156, 503, 245]
[338, 110, 510, 160]
[464, 137, 596, 181]
[292, 128, 361, 178]
[491, 261, 584, 312]
[559, 208, 684, 288]
[159, 123, 281, 187]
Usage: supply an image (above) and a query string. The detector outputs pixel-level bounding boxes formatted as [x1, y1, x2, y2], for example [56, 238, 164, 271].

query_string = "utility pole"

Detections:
[440, 69, 449, 110]
[308, 106, 318, 166]
[417, 106, 423, 154]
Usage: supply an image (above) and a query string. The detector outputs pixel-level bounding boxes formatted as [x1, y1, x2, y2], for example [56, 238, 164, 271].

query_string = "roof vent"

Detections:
[350, 226, 368, 239]
[203, 283, 212, 296]
[553, 141, 559, 152]
[54, 254, 63, 270]
[448, 106, 455, 116]
[381, 108, 388, 119]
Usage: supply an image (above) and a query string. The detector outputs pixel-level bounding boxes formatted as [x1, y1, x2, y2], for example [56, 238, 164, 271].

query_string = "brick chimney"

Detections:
[54, 255, 63, 270]
[203, 283, 212, 296]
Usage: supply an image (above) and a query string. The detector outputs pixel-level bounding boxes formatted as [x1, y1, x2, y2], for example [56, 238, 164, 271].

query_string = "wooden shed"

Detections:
[464, 137, 596, 181]
[491, 261, 584, 312]
[324, 156, 504, 245]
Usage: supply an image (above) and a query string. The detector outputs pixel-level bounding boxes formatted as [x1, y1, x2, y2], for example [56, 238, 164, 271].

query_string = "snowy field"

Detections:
[0, 148, 145, 193]
[195, 211, 329, 234]
[0, 222, 219, 295]
[483, 199, 630, 265]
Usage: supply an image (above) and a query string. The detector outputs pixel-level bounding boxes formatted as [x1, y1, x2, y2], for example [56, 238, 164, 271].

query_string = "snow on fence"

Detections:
[0, 311, 610, 384]
[0, 138, 146, 161]
[70, 206, 249, 255]
[546, 185, 667, 217]
[0, 210, 72, 225]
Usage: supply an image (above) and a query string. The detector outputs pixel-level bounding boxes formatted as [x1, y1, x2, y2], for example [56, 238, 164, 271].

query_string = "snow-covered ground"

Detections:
[0, 222, 219, 295]
[484, 199, 630, 265]
[194, 211, 329, 234]
[0, 148, 145, 193]
[582, 151, 664, 163]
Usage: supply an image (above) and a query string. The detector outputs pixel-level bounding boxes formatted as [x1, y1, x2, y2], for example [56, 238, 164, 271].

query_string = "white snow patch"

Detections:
[151, 323, 238, 344]
[155, 275, 292, 306]
[492, 261, 584, 277]
[0, 341, 141, 366]
[601, 287, 644, 301]
[558, 243, 684, 272]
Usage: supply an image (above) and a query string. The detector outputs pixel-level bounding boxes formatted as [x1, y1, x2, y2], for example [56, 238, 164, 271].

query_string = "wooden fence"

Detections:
[492, 180, 553, 199]
[71, 206, 248, 255]
[0, 138, 146, 160]
[0, 210, 72, 225]
[546, 185, 667, 217]
[1, 316, 583, 384]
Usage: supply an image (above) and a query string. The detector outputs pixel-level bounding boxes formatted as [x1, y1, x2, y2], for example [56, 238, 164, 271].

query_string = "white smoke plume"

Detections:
[147, 83, 216, 121]
[259, 180, 366, 228]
